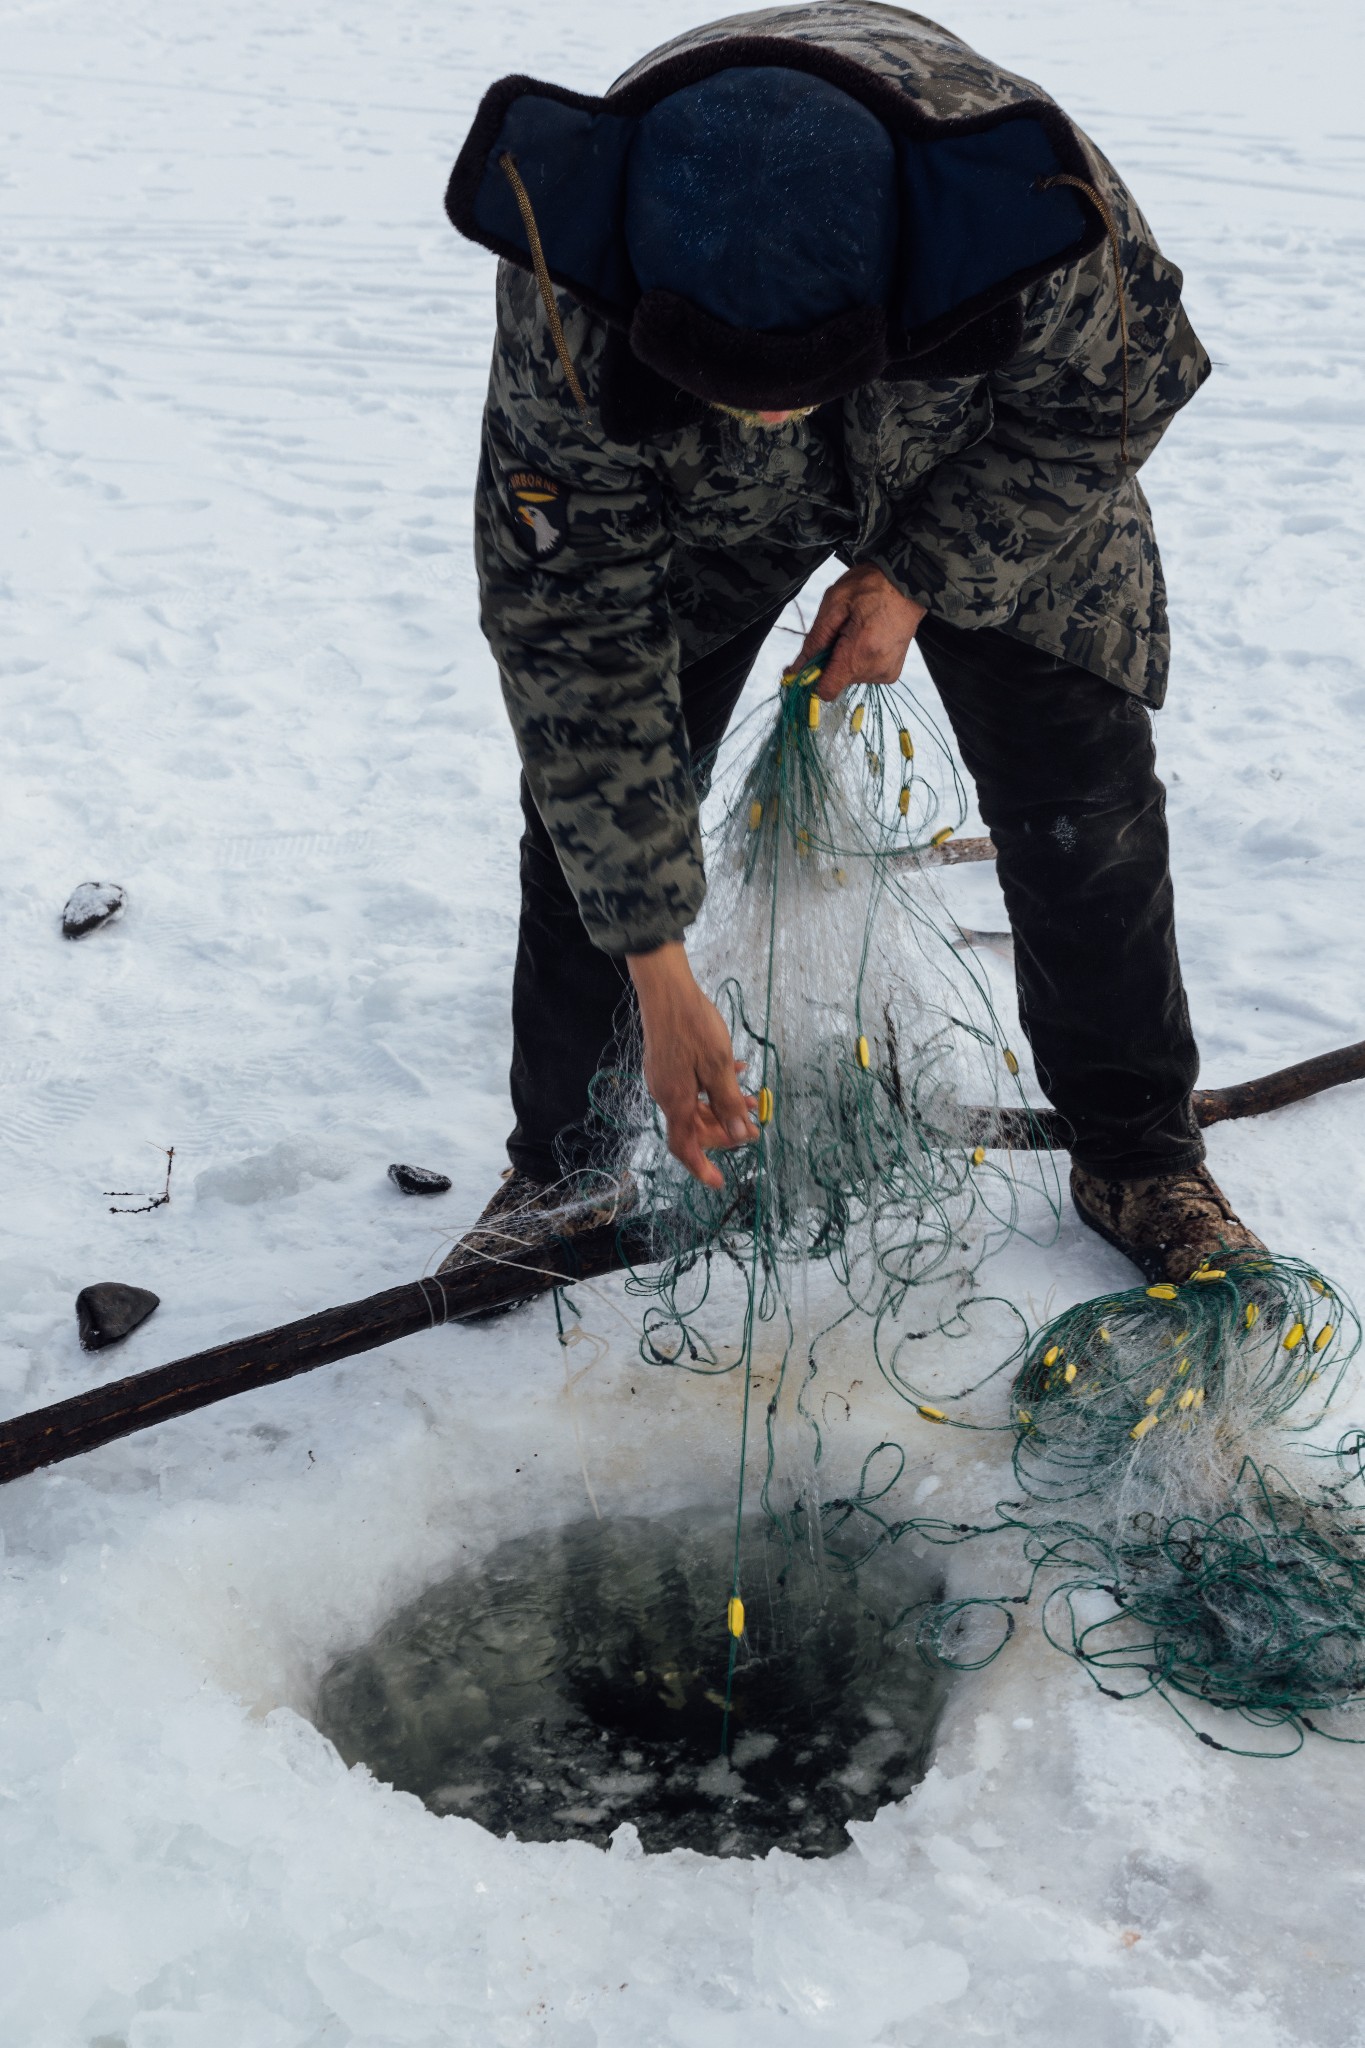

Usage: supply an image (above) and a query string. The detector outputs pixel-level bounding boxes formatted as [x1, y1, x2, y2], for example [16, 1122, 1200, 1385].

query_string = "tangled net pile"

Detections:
[586, 653, 1365, 1756]
[999, 1252, 1365, 1751]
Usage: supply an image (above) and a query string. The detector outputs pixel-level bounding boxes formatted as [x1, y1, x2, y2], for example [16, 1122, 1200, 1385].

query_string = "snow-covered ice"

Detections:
[3, 0, 1365, 2040]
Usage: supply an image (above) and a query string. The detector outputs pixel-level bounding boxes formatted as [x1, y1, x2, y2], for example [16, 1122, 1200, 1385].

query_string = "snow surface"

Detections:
[3, 0, 1365, 2040]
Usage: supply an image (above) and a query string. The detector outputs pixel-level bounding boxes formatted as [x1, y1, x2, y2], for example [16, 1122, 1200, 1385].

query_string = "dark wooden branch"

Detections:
[969, 1039, 1365, 1150]
[964, 1103, 1069, 1148]
[898, 834, 997, 868]
[0, 1216, 654, 1489]
[1191, 1039, 1365, 1127]
[3, 1040, 1363, 1492]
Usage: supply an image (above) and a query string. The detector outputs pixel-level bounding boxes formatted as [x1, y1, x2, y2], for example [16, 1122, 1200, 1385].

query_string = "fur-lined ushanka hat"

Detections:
[445, 38, 1107, 416]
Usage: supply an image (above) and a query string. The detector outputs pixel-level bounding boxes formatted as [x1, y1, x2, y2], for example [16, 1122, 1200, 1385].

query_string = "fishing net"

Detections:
[995, 1252, 1365, 1751]
[582, 652, 1057, 1734]
[609, 656, 1059, 1327]
[578, 653, 1365, 1758]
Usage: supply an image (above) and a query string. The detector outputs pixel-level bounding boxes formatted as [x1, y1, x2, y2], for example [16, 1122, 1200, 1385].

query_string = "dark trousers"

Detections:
[507, 612, 1203, 1184]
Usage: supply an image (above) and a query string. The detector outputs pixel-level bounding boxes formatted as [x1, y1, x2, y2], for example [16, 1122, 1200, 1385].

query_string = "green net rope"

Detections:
[583, 660, 1365, 1756]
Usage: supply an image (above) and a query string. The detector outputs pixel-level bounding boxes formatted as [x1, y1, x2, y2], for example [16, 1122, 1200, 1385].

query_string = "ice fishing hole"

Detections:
[314, 1510, 951, 1858]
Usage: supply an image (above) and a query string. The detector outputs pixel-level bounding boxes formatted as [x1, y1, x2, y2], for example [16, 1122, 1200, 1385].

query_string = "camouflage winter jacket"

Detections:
[462, 4, 1211, 955]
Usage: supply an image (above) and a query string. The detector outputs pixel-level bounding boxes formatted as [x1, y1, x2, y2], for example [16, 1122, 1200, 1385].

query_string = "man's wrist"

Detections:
[859, 553, 932, 622]
[627, 939, 692, 998]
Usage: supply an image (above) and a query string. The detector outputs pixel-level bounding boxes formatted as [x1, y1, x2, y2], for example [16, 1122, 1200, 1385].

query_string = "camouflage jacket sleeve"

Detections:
[476, 265, 695, 958]
[865, 216, 1210, 630]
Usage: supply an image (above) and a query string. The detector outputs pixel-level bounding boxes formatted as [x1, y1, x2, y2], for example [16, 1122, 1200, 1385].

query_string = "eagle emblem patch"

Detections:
[508, 471, 568, 560]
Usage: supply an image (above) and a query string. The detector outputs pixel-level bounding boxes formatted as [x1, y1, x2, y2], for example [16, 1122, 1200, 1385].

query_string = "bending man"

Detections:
[442, 2, 1261, 1285]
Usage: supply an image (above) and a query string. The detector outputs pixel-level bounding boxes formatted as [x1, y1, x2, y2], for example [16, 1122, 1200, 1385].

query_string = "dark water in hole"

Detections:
[314, 1511, 949, 1858]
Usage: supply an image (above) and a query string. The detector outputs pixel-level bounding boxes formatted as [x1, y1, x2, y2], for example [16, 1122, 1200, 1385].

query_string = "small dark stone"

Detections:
[62, 881, 126, 940]
[388, 1163, 452, 1197]
[76, 1282, 160, 1351]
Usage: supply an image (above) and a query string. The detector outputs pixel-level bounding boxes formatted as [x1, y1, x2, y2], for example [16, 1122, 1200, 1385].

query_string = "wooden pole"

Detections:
[969, 1040, 1365, 1150]
[899, 834, 997, 867]
[1191, 1039, 1365, 1127]
[3, 1041, 1363, 1490]
[0, 1216, 653, 1488]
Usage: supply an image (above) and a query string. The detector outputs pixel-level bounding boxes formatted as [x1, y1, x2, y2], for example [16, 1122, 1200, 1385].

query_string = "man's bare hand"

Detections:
[627, 942, 756, 1189]
[796, 563, 927, 701]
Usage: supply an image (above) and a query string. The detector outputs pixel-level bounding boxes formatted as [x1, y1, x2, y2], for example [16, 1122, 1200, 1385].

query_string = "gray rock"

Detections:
[76, 1282, 160, 1351]
[388, 1163, 452, 1197]
[62, 881, 126, 940]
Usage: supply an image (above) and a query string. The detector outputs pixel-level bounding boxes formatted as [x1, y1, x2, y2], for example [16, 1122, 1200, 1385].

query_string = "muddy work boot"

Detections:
[1070, 1162, 1266, 1285]
[436, 1167, 634, 1307]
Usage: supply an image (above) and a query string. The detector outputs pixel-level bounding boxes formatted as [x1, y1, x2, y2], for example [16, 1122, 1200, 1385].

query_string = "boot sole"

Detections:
[1070, 1194, 1169, 1286]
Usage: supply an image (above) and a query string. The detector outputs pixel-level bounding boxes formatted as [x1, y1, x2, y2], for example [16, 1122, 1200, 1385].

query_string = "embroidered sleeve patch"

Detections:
[508, 471, 568, 560]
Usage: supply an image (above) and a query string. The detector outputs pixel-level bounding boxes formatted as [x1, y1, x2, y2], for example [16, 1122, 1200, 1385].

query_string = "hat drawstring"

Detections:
[499, 151, 590, 416]
[1038, 172, 1131, 469]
